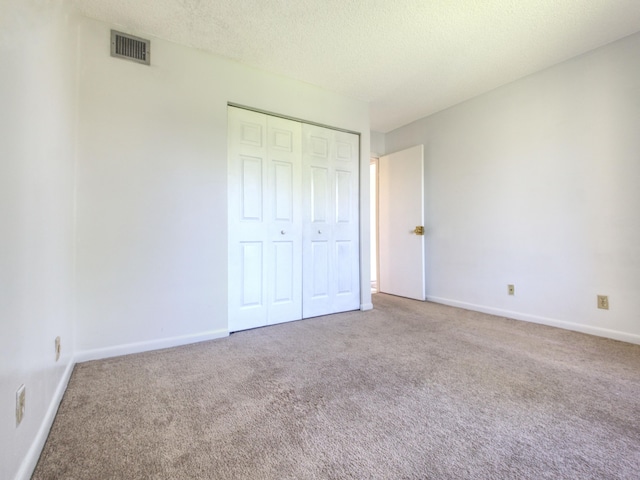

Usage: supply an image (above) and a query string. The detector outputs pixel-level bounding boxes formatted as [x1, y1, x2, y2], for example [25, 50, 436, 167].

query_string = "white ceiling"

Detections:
[73, 0, 640, 133]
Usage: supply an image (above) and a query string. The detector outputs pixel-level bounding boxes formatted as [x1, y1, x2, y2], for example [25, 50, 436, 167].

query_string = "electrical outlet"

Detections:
[55, 336, 61, 361]
[508, 284, 515, 296]
[597, 295, 609, 310]
[16, 385, 25, 426]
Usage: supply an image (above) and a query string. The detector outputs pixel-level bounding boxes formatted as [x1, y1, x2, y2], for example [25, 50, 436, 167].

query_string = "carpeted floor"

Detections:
[33, 294, 640, 479]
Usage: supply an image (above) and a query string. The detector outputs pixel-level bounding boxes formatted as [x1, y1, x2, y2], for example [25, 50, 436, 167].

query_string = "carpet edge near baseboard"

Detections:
[74, 329, 230, 364]
[428, 296, 640, 345]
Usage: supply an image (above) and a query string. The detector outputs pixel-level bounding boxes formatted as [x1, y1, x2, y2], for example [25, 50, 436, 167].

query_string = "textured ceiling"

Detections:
[73, 0, 640, 132]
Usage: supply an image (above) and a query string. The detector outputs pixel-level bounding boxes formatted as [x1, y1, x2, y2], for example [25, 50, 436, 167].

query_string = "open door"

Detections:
[378, 145, 425, 301]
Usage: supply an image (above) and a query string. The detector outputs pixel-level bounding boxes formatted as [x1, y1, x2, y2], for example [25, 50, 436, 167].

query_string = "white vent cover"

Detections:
[110, 30, 150, 65]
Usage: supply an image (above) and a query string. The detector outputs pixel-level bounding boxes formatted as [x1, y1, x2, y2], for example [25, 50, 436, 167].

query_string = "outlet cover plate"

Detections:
[597, 295, 609, 310]
[508, 284, 515, 295]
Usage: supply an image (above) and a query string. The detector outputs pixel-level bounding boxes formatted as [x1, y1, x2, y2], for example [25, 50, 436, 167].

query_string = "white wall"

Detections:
[385, 32, 640, 343]
[0, 2, 78, 479]
[74, 18, 371, 358]
[370, 130, 386, 158]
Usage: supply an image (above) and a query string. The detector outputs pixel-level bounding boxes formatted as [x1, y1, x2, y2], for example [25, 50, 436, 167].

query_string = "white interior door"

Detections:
[228, 107, 302, 331]
[378, 145, 425, 300]
[302, 124, 360, 318]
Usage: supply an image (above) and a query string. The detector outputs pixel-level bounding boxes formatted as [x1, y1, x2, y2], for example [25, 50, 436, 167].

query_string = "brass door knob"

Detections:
[414, 226, 424, 235]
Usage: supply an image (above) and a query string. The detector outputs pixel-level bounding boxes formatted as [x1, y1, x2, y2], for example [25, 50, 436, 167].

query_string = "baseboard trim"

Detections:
[75, 329, 229, 363]
[427, 296, 640, 345]
[360, 302, 374, 311]
[15, 358, 75, 480]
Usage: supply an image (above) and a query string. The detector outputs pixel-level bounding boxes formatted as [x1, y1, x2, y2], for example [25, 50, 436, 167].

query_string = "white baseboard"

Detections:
[75, 329, 229, 363]
[427, 296, 640, 345]
[360, 302, 374, 311]
[15, 358, 75, 480]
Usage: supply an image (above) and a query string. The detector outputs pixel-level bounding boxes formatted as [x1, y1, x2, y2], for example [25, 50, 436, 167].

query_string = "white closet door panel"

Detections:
[266, 115, 303, 325]
[230, 108, 303, 330]
[241, 156, 264, 221]
[271, 127, 294, 151]
[309, 134, 330, 158]
[310, 241, 329, 298]
[229, 108, 269, 331]
[332, 130, 360, 313]
[272, 241, 294, 302]
[302, 126, 333, 317]
[241, 242, 264, 306]
[335, 169, 352, 223]
[266, 233, 299, 323]
[239, 120, 263, 147]
[302, 124, 360, 318]
[273, 162, 293, 221]
[229, 241, 268, 332]
[335, 241, 353, 293]
[311, 167, 329, 223]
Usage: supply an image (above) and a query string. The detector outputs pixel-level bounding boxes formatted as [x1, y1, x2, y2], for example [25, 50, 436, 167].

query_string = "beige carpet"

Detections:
[33, 294, 640, 479]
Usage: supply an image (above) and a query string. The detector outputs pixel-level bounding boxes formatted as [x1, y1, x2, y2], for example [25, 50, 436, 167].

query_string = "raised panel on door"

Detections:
[335, 241, 353, 294]
[302, 124, 360, 318]
[239, 120, 263, 147]
[241, 242, 264, 307]
[241, 156, 263, 221]
[335, 169, 352, 224]
[272, 241, 294, 303]
[311, 167, 329, 223]
[310, 241, 329, 298]
[272, 161, 293, 221]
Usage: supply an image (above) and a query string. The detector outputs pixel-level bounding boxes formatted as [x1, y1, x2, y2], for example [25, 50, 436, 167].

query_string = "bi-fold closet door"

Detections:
[228, 106, 360, 332]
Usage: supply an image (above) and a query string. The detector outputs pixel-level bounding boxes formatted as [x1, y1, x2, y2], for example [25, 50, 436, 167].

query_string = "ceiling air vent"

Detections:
[110, 30, 150, 65]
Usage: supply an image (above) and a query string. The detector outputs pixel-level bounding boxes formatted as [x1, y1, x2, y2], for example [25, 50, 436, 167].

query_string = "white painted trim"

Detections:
[15, 359, 75, 480]
[360, 303, 374, 311]
[428, 296, 640, 345]
[75, 329, 229, 363]
[370, 158, 379, 300]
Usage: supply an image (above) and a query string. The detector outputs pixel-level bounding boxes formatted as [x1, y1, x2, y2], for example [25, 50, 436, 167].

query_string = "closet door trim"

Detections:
[228, 103, 360, 135]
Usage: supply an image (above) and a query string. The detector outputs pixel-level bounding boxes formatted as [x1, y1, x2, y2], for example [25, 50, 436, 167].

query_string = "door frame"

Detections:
[370, 157, 379, 293]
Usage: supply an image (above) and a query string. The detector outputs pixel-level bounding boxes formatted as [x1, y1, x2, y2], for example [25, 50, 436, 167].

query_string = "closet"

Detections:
[228, 106, 360, 332]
